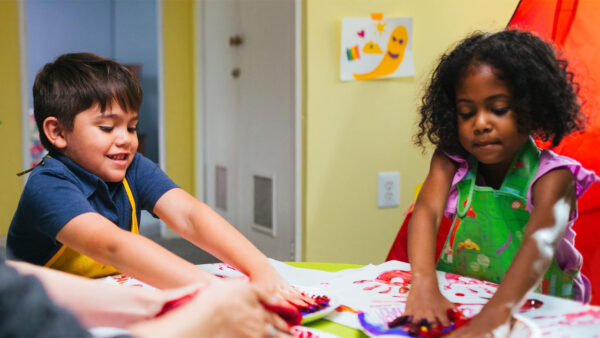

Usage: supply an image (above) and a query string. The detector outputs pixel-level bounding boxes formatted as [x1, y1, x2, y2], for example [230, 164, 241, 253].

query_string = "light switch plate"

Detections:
[378, 171, 400, 208]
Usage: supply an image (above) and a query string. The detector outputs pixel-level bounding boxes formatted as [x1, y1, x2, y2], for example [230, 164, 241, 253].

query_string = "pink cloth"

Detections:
[443, 150, 599, 302]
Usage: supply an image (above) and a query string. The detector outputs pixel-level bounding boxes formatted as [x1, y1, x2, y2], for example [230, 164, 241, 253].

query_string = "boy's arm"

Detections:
[405, 149, 458, 324]
[7, 260, 194, 328]
[449, 168, 576, 337]
[153, 188, 290, 295]
[56, 212, 217, 288]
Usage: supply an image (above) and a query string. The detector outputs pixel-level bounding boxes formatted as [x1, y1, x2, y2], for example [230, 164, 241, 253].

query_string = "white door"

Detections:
[201, 0, 297, 260]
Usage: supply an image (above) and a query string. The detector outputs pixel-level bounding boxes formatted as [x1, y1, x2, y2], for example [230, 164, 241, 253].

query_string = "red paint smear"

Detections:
[353, 279, 371, 284]
[113, 275, 131, 284]
[291, 327, 315, 338]
[262, 303, 302, 326]
[444, 272, 498, 288]
[379, 287, 392, 294]
[563, 308, 600, 322]
[455, 293, 465, 297]
[363, 284, 380, 291]
[375, 270, 412, 286]
[154, 289, 200, 318]
[518, 299, 544, 312]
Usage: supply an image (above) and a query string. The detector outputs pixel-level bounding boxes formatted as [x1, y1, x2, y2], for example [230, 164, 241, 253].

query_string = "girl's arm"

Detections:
[7, 260, 195, 328]
[56, 213, 218, 288]
[405, 149, 458, 325]
[449, 168, 576, 337]
[153, 188, 306, 305]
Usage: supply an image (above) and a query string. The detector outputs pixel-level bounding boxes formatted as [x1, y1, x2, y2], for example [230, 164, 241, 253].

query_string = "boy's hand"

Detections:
[250, 268, 315, 309]
[403, 281, 456, 326]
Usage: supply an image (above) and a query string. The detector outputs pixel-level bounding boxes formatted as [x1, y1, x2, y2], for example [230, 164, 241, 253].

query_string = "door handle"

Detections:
[229, 35, 244, 47]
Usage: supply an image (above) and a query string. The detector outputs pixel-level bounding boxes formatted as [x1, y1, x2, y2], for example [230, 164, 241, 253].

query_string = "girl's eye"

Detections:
[492, 107, 510, 115]
[99, 126, 113, 132]
[128, 126, 137, 133]
[457, 110, 474, 119]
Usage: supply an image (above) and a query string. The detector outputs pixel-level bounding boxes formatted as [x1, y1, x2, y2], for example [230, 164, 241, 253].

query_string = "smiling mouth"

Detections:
[387, 51, 399, 59]
[107, 154, 129, 161]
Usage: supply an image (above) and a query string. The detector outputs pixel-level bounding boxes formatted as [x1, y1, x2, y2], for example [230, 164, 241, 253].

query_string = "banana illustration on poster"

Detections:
[340, 14, 415, 81]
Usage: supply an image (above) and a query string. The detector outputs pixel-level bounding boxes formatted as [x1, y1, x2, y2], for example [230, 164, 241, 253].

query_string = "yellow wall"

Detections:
[0, 0, 23, 239]
[162, 0, 196, 194]
[303, 0, 519, 264]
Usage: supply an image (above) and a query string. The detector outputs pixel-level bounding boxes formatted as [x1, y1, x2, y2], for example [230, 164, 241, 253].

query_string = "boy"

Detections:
[8, 53, 297, 301]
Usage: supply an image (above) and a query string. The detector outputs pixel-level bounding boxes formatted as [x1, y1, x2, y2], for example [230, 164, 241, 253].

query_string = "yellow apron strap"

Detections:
[122, 177, 139, 234]
[44, 177, 139, 277]
[44, 245, 67, 267]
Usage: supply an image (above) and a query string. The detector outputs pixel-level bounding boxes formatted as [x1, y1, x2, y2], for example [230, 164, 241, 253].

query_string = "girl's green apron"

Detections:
[436, 138, 576, 299]
[44, 178, 139, 278]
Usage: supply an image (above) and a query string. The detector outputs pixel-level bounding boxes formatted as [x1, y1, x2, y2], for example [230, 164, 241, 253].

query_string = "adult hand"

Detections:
[132, 279, 292, 338]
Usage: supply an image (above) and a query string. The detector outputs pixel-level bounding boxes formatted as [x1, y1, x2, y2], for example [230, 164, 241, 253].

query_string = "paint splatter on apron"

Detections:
[436, 139, 577, 299]
[44, 178, 139, 278]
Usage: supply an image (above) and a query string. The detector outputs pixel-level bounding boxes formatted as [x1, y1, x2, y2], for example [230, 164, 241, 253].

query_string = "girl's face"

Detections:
[455, 63, 529, 176]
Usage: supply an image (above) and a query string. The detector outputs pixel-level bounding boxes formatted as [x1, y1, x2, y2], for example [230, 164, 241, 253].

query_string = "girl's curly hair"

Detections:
[415, 29, 584, 155]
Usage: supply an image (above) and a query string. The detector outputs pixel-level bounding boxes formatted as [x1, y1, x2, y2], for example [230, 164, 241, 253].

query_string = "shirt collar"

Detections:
[47, 150, 108, 198]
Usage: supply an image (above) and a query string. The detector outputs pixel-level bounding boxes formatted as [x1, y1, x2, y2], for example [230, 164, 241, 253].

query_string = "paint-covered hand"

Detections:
[132, 278, 292, 338]
[445, 306, 511, 338]
[251, 269, 316, 311]
[403, 279, 456, 326]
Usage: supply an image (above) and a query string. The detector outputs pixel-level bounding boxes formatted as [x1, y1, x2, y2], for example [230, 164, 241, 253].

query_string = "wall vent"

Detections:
[215, 165, 227, 212]
[253, 175, 273, 231]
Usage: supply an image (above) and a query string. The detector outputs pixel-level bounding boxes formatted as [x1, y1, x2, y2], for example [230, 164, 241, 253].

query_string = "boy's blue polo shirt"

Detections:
[7, 151, 178, 266]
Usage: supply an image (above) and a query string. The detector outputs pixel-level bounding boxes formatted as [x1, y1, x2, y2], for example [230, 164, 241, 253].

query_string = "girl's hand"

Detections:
[403, 281, 456, 326]
[445, 307, 511, 338]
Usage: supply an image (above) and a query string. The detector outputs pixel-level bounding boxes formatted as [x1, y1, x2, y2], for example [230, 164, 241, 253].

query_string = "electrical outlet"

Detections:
[378, 171, 400, 208]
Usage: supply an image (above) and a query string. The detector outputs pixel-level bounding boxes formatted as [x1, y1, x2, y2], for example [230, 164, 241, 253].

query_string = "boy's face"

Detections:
[62, 103, 138, 182]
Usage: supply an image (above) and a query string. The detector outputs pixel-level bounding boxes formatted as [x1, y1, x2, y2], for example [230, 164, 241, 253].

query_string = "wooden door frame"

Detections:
[194, 0, 302, 261]
[18, 0, 29, 179]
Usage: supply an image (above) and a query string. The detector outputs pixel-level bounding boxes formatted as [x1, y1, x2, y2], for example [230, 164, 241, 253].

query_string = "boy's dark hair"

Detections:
[415, 29, 584, 155]
[33, 53, 143, 152]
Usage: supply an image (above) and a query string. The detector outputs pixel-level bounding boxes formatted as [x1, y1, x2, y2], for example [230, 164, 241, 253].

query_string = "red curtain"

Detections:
[511, 0, 600, 304]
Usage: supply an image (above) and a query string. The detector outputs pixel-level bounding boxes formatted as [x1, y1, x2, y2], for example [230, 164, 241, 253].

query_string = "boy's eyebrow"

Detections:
[95, 113, 139, 121]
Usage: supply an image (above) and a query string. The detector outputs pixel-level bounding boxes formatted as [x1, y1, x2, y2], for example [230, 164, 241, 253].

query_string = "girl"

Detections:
[404, 30, 598, 336]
